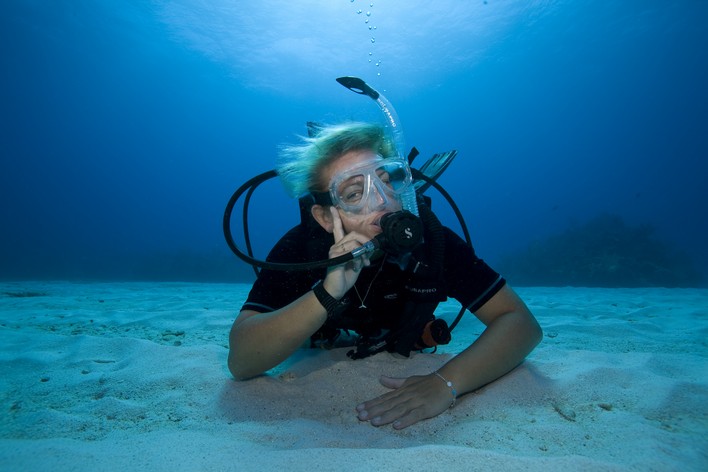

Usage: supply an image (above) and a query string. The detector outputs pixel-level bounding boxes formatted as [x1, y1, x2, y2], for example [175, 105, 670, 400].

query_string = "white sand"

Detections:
[0, 282, 706, 471]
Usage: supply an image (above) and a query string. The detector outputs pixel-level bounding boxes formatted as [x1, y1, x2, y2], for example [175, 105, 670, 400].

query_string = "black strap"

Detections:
[312, 280, 348, 320]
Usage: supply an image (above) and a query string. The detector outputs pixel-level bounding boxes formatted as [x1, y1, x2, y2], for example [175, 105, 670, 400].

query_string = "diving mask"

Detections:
[328, 157, 413, 214]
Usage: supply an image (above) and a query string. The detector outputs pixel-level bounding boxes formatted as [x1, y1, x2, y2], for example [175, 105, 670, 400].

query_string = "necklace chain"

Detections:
[353, 255, 386, 309]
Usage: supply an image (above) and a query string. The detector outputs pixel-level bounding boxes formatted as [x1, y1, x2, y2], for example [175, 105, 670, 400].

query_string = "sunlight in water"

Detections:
[153, 0, 556, 94]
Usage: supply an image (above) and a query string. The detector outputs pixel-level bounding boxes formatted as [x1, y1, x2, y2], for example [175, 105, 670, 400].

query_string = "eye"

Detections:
[342, 186, 364, 203]
[337, 176, 365, 204]
[382, 166, 408, 191]
[377, 170, 392, 187]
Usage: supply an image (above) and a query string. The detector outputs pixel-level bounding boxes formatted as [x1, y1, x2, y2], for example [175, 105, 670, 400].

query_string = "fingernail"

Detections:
[356, 403, 365, 411]
[358, 410, 368, 420]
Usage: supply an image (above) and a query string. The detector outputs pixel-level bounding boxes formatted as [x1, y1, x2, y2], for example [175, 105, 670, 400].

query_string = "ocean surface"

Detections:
[2, 0, 707, 287]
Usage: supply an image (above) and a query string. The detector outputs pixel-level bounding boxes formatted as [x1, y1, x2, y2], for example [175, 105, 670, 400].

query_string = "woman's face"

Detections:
[322, 149, 402, 240]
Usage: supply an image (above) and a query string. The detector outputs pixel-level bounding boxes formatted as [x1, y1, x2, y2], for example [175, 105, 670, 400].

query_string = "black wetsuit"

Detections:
[242, 214, 506, 351]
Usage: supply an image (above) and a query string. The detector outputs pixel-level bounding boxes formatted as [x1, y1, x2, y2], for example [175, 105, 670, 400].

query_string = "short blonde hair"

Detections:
[276, 122, 397, 198]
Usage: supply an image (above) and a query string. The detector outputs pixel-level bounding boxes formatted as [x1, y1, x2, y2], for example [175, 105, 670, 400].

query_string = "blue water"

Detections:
[2, 0, 707, 285]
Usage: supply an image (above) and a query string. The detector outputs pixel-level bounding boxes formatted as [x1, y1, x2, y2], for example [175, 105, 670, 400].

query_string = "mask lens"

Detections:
[330, 158, 412, 213]
[376, 161, 410, 193]
[336, 175, 366, 208]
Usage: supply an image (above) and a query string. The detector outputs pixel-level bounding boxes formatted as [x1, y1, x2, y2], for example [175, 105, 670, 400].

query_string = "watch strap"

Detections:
[312, 280, 343, 319]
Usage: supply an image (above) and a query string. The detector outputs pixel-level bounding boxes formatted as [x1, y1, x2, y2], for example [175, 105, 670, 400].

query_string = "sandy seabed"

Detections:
[0, 281, 706, 471]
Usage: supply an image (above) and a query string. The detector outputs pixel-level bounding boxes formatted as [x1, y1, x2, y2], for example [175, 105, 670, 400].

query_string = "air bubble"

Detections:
[365, 19, 369, 24]
[369, 52, 373, 56]
[366, 11, 371, 17]
[357, 9, 362, 14]
[371, 37, 376, 43]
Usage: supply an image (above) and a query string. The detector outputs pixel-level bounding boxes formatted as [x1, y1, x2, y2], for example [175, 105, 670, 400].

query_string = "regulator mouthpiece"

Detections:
[350, 210, 422, 259]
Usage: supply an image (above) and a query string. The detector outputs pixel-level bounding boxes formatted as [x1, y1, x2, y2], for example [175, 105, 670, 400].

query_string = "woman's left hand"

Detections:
[355, 374, 455, 429]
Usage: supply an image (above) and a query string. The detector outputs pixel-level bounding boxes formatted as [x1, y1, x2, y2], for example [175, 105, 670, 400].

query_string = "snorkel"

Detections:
[336, 77, 419, 217]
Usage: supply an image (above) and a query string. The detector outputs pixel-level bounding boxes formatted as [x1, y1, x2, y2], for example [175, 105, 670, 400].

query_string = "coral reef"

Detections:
[499, 214, 702, 287]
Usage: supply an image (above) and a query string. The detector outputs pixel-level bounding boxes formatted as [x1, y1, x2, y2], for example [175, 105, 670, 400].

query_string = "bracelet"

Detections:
[433, 371, 457, 409]
[312, 280, 344, 319]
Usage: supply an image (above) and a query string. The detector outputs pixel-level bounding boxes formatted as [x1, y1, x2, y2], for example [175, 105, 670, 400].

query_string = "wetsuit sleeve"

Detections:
[241, 225, 327, 313]
[443, 227, 506, 313]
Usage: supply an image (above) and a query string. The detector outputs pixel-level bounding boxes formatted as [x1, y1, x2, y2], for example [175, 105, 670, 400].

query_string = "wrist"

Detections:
[312, 280, 348, 319]
[433, 371, 457, 409]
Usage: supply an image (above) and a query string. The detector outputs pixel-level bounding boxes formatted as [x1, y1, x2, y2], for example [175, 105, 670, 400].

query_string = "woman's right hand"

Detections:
[323, 207, 371, 299]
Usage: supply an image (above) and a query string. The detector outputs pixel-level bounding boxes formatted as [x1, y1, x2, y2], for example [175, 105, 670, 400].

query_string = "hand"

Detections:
[323, 207, 371, 298]
[356, 374, 455, 429]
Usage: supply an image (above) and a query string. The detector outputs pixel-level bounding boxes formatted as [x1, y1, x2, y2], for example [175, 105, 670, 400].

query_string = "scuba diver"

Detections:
[225, 77, 542, 429]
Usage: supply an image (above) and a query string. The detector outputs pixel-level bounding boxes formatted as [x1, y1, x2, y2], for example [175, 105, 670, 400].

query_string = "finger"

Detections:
[390, 409, 426, 430]
[330, 207, 345, 242]
[367, 402, 412, 427]
[379, 376, 406, 390]
[356, 378, 406, 417]
[349, 258, 363, 272]
[357, 392, 432, 429]
[356, 375, 425, 415]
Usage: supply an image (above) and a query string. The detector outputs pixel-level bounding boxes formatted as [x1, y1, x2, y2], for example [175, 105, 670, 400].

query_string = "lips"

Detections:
[371, 212, 391, 232]
[372, 212, 389, 228]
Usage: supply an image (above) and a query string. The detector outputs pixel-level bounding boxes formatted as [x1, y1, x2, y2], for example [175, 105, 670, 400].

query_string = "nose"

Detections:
[366, 180, 389, 211]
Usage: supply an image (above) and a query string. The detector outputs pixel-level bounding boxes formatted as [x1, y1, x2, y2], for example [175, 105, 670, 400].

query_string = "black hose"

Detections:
[222, 170, 355, 271]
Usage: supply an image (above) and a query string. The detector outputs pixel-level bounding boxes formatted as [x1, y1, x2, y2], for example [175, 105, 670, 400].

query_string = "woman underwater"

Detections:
[227, 121, 542, 429]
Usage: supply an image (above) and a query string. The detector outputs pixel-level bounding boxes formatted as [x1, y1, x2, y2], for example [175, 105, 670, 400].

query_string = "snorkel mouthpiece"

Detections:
[350, 210, 423, 258]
